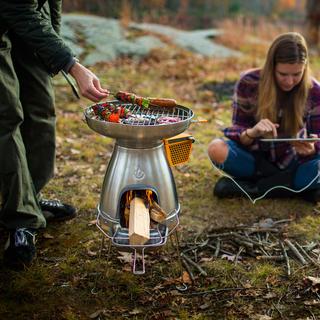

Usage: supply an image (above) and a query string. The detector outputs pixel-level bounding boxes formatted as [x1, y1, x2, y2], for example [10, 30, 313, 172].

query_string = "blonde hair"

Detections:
[257, 32, 311, 136]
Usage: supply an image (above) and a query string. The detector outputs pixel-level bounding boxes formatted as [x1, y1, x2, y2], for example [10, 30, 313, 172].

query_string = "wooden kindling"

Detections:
[129, 197, 150, 245]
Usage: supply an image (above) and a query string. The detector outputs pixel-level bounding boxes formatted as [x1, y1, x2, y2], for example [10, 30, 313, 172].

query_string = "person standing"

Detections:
[0, 0, 109, 269]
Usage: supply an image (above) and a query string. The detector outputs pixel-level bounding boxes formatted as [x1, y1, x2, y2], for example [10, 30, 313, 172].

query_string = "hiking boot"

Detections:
[301, 189, 320, 203]
[213, 177, 258, 198]
[39, 199, 76, 222]
[3, 228, 36, 270]
[214, 177, 297, 200]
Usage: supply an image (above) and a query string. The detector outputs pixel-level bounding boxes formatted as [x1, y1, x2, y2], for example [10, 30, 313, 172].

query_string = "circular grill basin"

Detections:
[84, 101, 194, 145]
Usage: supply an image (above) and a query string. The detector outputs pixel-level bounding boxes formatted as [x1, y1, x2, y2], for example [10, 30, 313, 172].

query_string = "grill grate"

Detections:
[89, 101, 193, 126]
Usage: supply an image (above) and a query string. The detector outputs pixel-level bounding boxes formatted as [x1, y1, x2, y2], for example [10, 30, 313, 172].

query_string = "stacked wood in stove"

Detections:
[124, 190, 167, 245]
[129, 197, 150, 245]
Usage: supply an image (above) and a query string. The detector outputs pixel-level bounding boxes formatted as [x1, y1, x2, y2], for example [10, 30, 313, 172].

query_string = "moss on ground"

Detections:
[1, 21, 320, 320]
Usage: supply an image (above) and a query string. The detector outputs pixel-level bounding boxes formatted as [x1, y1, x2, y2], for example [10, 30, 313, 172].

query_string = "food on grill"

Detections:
[122, 114, 158, 125]
[91, 102, 130, 123]
[90, 102, 183, 125]
[157, 116, 181, 124]
[115, 91, 177, 108]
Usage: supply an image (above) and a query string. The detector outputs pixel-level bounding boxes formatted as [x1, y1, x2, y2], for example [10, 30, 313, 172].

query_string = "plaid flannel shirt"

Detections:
[224, 69, 320, 169]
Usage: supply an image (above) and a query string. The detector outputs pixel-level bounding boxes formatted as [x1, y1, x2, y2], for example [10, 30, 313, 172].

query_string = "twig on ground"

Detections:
[257, 255, 285, 261]
[295, 241, 319, 267]
[284, 239, 307, 265]
[181, 253, 208, 276]
[232, 238, 253, 249]
[279, 240, 291, 276]
[181, 258, 195, 283]
[214, 238, 221, 258]
[180, 287, 249, 296]
[234, 246, 244, 264]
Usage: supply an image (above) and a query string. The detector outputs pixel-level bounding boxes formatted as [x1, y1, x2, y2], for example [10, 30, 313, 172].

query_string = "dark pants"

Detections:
[0, 31, 55, 229]
[219, 140, 320, 191]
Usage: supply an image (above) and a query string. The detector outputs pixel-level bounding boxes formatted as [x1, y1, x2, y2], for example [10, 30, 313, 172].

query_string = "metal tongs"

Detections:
[61, 70, 80, 99]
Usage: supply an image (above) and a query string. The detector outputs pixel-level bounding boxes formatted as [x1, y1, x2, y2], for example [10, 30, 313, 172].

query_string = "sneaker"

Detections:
[213, 177, 295, 199]
[213, 177, 259, 198]
[39, 199, 76, 222]
[3, 228, 36, 270]
[301, 189, 320, 203]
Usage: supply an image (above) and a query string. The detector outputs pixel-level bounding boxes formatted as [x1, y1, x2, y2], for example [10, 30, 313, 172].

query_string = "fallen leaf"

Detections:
[70, 148, 80, 155]
[89, 309, 104, 319]
[254, 218, 274, 229]
[221, 254, 237, 262]
[303, 299, 320, 306]
[122, 265, 132, 272]
[153, 284, 164, 290]
[250, 315, 272, 320]
[200, 257, 213, 262]
[86, 168, 94, 175]
[163, 310, 174, 316]
[199, 302, 210, 310]
[88, 219, 97, 226]
[65, 137, 76, 144]
[99, 164, 107, 172]
[117, 251, 132, 263]
[214, 119, 225, 126]
[244, 282, 252, 289]
[263, 292, 277, 299]
[87, 249, 97, 257]
[182, 271, 192, 284]
[43, 232, 54, 239]
[305, 276, 320, 285]
[129, 308, 142, 315]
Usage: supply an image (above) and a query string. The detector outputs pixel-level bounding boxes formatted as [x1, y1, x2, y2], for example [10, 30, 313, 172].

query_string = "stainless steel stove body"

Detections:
[84, 101, 194, 273]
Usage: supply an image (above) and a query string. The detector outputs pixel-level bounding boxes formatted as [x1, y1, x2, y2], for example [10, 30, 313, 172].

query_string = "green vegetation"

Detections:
[1, 18, 320, 320]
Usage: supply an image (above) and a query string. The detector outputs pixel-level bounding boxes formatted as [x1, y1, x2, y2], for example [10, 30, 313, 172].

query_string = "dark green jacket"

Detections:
[0, 0, 74, 75]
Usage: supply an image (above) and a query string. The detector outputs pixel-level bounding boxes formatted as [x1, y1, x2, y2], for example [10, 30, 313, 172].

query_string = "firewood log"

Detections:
[150, 201, 167, 223]
[129, 197, 150, 245]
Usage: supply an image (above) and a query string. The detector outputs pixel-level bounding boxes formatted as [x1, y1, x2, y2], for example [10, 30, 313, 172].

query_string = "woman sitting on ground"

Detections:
[207, 32, 320, 202]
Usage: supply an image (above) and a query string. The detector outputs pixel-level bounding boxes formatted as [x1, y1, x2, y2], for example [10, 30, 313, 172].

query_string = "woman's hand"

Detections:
[69, 62, 109, 102]
[291, 134, 317, 157]
[246, 119, 279, 139]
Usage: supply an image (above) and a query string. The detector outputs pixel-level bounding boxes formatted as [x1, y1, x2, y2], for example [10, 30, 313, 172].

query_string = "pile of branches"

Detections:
[179, 218, 320, 279]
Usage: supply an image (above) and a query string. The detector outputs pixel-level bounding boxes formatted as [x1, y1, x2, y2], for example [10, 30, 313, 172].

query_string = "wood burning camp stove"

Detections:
[84, 101, 194, 274]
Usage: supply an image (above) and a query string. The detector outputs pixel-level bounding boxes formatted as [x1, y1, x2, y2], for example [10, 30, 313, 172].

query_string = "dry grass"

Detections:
[215, 16, 304, 59]
[1, 17, 320, 319]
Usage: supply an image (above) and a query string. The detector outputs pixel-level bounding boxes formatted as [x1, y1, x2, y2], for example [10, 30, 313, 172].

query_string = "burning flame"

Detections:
[146, 189, 153, 206]
[126, 190, 133, 204]
[124, 190, 153, 227]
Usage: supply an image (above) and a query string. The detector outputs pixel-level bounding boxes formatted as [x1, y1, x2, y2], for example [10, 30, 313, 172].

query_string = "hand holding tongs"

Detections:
[61, 72, 208, 123]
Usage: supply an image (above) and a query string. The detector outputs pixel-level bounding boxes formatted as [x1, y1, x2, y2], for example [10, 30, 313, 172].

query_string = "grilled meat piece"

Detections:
[115, 91, 177, 108]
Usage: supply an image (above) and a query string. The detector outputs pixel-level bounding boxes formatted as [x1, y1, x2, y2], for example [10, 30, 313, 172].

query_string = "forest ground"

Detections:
[1, 18, 320, 320]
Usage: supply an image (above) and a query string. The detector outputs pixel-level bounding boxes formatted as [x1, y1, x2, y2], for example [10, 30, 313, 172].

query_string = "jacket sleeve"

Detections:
[223, 75, 257, 142]
[0, 0, 74, 75]
[306, 79, 320, 155]
[48, 0, 62, 34]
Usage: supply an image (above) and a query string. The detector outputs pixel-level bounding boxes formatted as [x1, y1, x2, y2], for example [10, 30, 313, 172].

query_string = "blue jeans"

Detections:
[217, 140, 320, 190]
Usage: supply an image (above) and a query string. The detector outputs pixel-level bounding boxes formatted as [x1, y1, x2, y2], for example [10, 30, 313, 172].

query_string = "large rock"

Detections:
[61, 14, 241, 65]
[130, 22, 241, 58]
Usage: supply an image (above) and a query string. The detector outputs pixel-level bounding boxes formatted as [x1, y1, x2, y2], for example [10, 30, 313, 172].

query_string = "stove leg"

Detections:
[91, 236, 112, 294]
[170, 230, 189, 291]
[132, 248, 146, 275]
